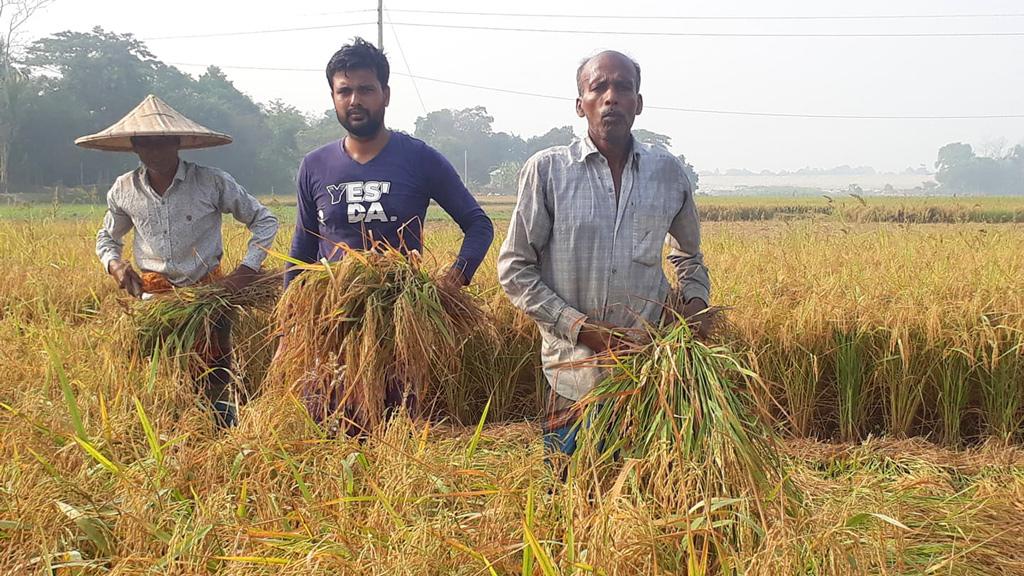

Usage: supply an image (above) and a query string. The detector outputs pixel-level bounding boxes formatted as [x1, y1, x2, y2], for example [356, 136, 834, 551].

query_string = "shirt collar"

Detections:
[572, 133, 644, 164]
[139, 159, 188, 184]
[172, 160, 188, 182]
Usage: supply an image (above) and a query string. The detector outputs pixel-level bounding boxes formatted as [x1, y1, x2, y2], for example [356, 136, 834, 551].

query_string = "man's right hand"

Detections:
[108, 260, 143, 298]
[577, 319, 642, 354]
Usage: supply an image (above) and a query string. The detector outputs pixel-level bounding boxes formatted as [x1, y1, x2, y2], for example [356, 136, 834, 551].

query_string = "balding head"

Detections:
[576, 51, 641, 96]
[574, 50, 644, 151]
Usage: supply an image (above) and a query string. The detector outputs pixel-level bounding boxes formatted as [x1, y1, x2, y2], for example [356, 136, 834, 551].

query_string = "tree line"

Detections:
[935, 143, 1024, 195]
[0, 28, 699, 197]
[1, 25, 1019, 197]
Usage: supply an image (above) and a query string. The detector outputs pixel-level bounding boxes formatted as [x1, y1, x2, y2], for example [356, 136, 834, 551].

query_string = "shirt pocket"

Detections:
[631, 200, 671, 267]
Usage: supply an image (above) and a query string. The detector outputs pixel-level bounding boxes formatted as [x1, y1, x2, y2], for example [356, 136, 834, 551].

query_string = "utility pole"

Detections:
[377, 0, 384, 50]
[464, 150, 468, 185]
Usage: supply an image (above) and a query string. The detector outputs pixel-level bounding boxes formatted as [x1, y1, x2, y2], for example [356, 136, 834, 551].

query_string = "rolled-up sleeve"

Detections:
[497, 155, 587, 345]
[666, 169, 711, 304]
[96, 183, 133, 273]
[217, 171, 279, 271]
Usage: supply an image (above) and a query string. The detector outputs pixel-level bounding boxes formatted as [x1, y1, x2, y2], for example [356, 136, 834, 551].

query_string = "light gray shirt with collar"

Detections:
[95, 160, 279, 286]
[497, 135, 711, 401]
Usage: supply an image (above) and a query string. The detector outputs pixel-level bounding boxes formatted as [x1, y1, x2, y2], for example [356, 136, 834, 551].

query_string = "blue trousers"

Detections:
[543, 422, 581, 455]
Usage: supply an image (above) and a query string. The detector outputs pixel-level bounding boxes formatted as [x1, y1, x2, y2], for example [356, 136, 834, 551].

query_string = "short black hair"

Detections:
[326, 37, 390, 89]
[576, 51, 641, 96]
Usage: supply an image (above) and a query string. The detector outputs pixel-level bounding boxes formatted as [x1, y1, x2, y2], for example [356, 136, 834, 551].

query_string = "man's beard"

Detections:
[337, 108, 384, 138]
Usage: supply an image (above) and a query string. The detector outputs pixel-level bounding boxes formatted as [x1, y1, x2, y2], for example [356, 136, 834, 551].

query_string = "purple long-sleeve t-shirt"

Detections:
[285, 132, 494, 287]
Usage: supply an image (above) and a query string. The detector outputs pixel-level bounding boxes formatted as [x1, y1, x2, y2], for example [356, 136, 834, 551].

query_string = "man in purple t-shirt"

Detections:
[286, 38, 493, 289]
[286, 38, 493, 433]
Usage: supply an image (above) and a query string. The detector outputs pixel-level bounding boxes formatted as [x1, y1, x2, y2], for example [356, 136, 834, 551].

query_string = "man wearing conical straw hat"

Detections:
[79, 94, 280, 428]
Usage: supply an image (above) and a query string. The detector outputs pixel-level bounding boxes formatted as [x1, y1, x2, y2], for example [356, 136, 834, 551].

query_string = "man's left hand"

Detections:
[682, 297, 716, 339]
[219, 265, 261, 293]
[436, 266, 467, 292]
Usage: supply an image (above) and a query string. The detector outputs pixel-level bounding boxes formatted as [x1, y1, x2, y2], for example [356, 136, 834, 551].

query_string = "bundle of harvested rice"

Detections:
[571, 319, 800, 570]
[130, 279, 280, 366]
[574, 318, 792, 500]
[273, 246, 493, 433]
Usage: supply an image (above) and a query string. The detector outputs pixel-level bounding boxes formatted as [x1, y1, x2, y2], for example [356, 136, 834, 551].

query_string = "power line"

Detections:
[384, 4, 427, 115]
[383, 8, 1024, 21]
[386, 21, 1024, 38]
[296, 8, 378, 17]
[141, 19, 1024, 41]
[144, 21, 375, 41]
[166, 62, 1024, 120]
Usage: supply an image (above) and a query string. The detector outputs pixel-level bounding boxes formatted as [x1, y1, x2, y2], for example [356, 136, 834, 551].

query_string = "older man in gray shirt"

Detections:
[497, 51, 711, 455]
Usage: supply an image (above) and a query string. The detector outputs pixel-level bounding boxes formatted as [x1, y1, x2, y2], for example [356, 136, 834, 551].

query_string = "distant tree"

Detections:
[0, 0, 56, 192]
[524, 125, 574, 157]
[678, 154, 699, 190]
[15, 29, 301, 194]
[487, 160, 522, 192]
[414, 106, 525, 186]
[633, 128, 672, 149]
[26, 28, 161, 126]
[935, 141, 1024, 195]
[260, 99, 308, 192]
[20, 27, 159, 187]
[175, 66, 282, 190]
[297, 109, 345, 155]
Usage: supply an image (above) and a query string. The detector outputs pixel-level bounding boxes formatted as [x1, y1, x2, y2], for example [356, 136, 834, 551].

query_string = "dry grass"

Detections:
[270, 244, 494, 433]
[1, 213, 1024, 573]
[127, 280, 280, 370]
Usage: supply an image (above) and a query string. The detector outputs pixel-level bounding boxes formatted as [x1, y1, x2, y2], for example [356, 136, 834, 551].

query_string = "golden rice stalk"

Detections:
[272, 245, 493, 433]
[129, 278, 280, 366]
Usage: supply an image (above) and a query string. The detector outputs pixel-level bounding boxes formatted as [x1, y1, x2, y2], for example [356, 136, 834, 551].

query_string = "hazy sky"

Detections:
[20, 0, 1024, 171]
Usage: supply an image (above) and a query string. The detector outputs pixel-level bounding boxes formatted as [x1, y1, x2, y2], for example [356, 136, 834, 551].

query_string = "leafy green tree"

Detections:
[935, 142, 1024, 195]
[0, 0, 56, 192]
[414, 106, 525, 186]
[633, 128, 672, 149]
[297, 109, 345, 156]
[524, 126, 574, 157]
[487, 160, 522, 193]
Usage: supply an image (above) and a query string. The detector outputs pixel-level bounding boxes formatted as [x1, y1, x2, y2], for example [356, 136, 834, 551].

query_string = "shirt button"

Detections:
[612, 268, 617, 274]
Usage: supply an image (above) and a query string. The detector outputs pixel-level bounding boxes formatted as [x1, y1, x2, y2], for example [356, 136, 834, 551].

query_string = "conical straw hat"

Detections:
[74, 94, 232, 152]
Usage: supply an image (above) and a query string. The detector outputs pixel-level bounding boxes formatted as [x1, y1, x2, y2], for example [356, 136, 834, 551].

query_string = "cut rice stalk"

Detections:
[130, 278, 280, 367]
[272, 244, 494, 433]
[574, 319, 794, 502]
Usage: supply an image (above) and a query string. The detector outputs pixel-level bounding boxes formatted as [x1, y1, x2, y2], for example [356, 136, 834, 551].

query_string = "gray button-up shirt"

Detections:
[96, 160, 279, 286]
[497, 136, 711, 401]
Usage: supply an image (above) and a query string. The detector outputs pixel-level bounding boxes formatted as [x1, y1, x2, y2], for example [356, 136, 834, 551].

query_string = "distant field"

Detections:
[4, 194, 1024, 225]
[474, 194, 1024, 224]
[700, 172, 935, 193]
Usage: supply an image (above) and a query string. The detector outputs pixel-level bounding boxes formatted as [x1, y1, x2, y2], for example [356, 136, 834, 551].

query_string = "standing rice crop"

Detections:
[978, 328, 1024, 443]
[935, 347, 973, 446]
[834, 329, 871, 442]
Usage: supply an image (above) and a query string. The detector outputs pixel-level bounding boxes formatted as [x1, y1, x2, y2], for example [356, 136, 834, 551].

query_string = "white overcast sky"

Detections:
[20, 0, 1024, 171]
